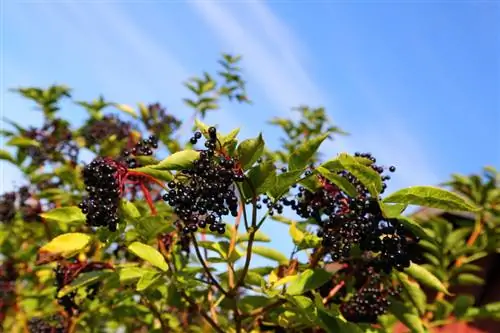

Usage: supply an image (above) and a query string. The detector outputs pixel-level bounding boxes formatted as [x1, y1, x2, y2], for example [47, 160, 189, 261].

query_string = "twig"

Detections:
[241, 299, 286, 319]
[143, 297, 168, 332]
[180, 290, 225, 333]
[191, 235, 228, 297]
[322, 281, 345, 305]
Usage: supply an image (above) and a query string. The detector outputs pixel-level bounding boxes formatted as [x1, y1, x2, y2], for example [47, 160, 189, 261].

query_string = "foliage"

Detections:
[0, 54, 497, 333]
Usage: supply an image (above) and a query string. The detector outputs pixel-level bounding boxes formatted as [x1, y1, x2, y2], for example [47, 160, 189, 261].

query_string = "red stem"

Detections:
[126, 170, 167, 190]
[140, 182, 157, 216]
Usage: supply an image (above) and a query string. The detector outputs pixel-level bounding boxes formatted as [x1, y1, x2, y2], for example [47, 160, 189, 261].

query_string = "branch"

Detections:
[241, 299, 286, 319]
[180, 290, 225, 333]
[191, 235, 229, 297]
[143, 297, 168, 332]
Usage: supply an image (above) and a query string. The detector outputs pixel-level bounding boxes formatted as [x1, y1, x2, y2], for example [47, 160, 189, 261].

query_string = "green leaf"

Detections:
[338, 153, 382, 196]
[37, 233, 91, 264]
[397, 272, 427, 316]
[128, 242, 168, 272]
[40, 207, 86, 224]
[118, 266, 150, 284]
[220, 128, 240, 146]
[0, 149, 15, 163]
[6, 136, 40, 148]
[114, 103, 138, 117]
[132, 166, 174, 182]
[316, 166, 357, 197]
[289, 133, 329, 171]
[383, 186, 479, 212]
[389, 300, 425, 333]
[242, 161, 277, 199]
[268, 170, 303, 200]
[58, 270, 113, 297]
[454, 295, 475, 318]
[444, 227, 471, 252]
[136, 271, 161, 291]
[237, 134, 265, 170]
[456, 273, 484, 286]
[290, 223, 305, 246]
[380, 202, 407, 218]
[250, 245, 288, 264]
[194, 119, 210, 136]
[405, 263, 450, 295]
[238, 229, 270, 243]
[287, 269, 331, 296]
[120, 200, 141, 220]
[154, 150, 199, 170]
[394, 216, 434, 243]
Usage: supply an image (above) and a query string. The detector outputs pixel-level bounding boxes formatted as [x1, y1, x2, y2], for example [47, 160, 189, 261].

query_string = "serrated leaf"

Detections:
[154, 150, 199, 170]
[128, 242, 168, 272]
[136, 271, 161, 291]
[287, 269, 331, 296]
[338, 153, 382, 196]
[237, 134, 265, 170]
[405, 263, 450, 295]
[250, 245, 288, 264]
[58, 270, 113, 297]
[118, 266, 151, 284]
[289, 133, 329, 171]
[220, 128, 240, 146]
[317, 166, 357, 197]
[397, 272, 427, 316]
[39, 207, 86, 223]
[6, 136, 40, 148]
[132, 166, 174, 182]
[383, 186, 479, 212]
[0, 149, 15, 163]
[37, 233, 91, 264]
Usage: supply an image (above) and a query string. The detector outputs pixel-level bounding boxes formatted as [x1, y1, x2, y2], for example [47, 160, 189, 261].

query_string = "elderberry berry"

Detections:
[163, 129, 244, 235]
[79, 158, 121, 231]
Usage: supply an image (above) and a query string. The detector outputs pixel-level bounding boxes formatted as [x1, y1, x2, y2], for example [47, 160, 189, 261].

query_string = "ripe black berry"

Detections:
[79, 158, 121, 231]
[389, 166, 396, 172]
[163, 129, 244, 236]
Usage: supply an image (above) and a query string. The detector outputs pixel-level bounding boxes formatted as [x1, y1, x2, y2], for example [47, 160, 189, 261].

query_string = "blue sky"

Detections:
[1, 1, 499, 259]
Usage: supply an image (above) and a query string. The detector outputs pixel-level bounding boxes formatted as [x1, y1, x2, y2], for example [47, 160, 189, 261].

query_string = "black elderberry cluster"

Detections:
[0, 261, 17, 324]
[163, 127, 244, 235]
[339, 270, 401, 323]
[79, 158, 121, 231]
[121, 135, 159, 169]
[287, 153, 419, 271]
[23, 119, 79, 165]
[28, 314, 67, 333]
[54, 264, 79, 316]
[144, 103, 181, 138]
[0, 192, 16, 223]
[83, 114, 133, 146]
[0, 187, 42, 224]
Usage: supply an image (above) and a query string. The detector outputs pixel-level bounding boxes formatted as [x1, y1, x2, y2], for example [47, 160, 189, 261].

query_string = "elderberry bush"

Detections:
[163, 127, 244, 235]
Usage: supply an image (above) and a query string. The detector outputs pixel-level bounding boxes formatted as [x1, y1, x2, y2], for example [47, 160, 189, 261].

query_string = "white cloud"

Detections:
[190, 0, 440, 190]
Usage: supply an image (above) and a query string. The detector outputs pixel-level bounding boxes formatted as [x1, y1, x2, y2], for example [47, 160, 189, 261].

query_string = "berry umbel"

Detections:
[163, 127, 244, 235]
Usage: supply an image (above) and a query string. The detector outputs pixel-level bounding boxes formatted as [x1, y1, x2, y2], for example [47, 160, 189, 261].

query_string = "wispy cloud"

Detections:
[190, 0, 439, 190]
